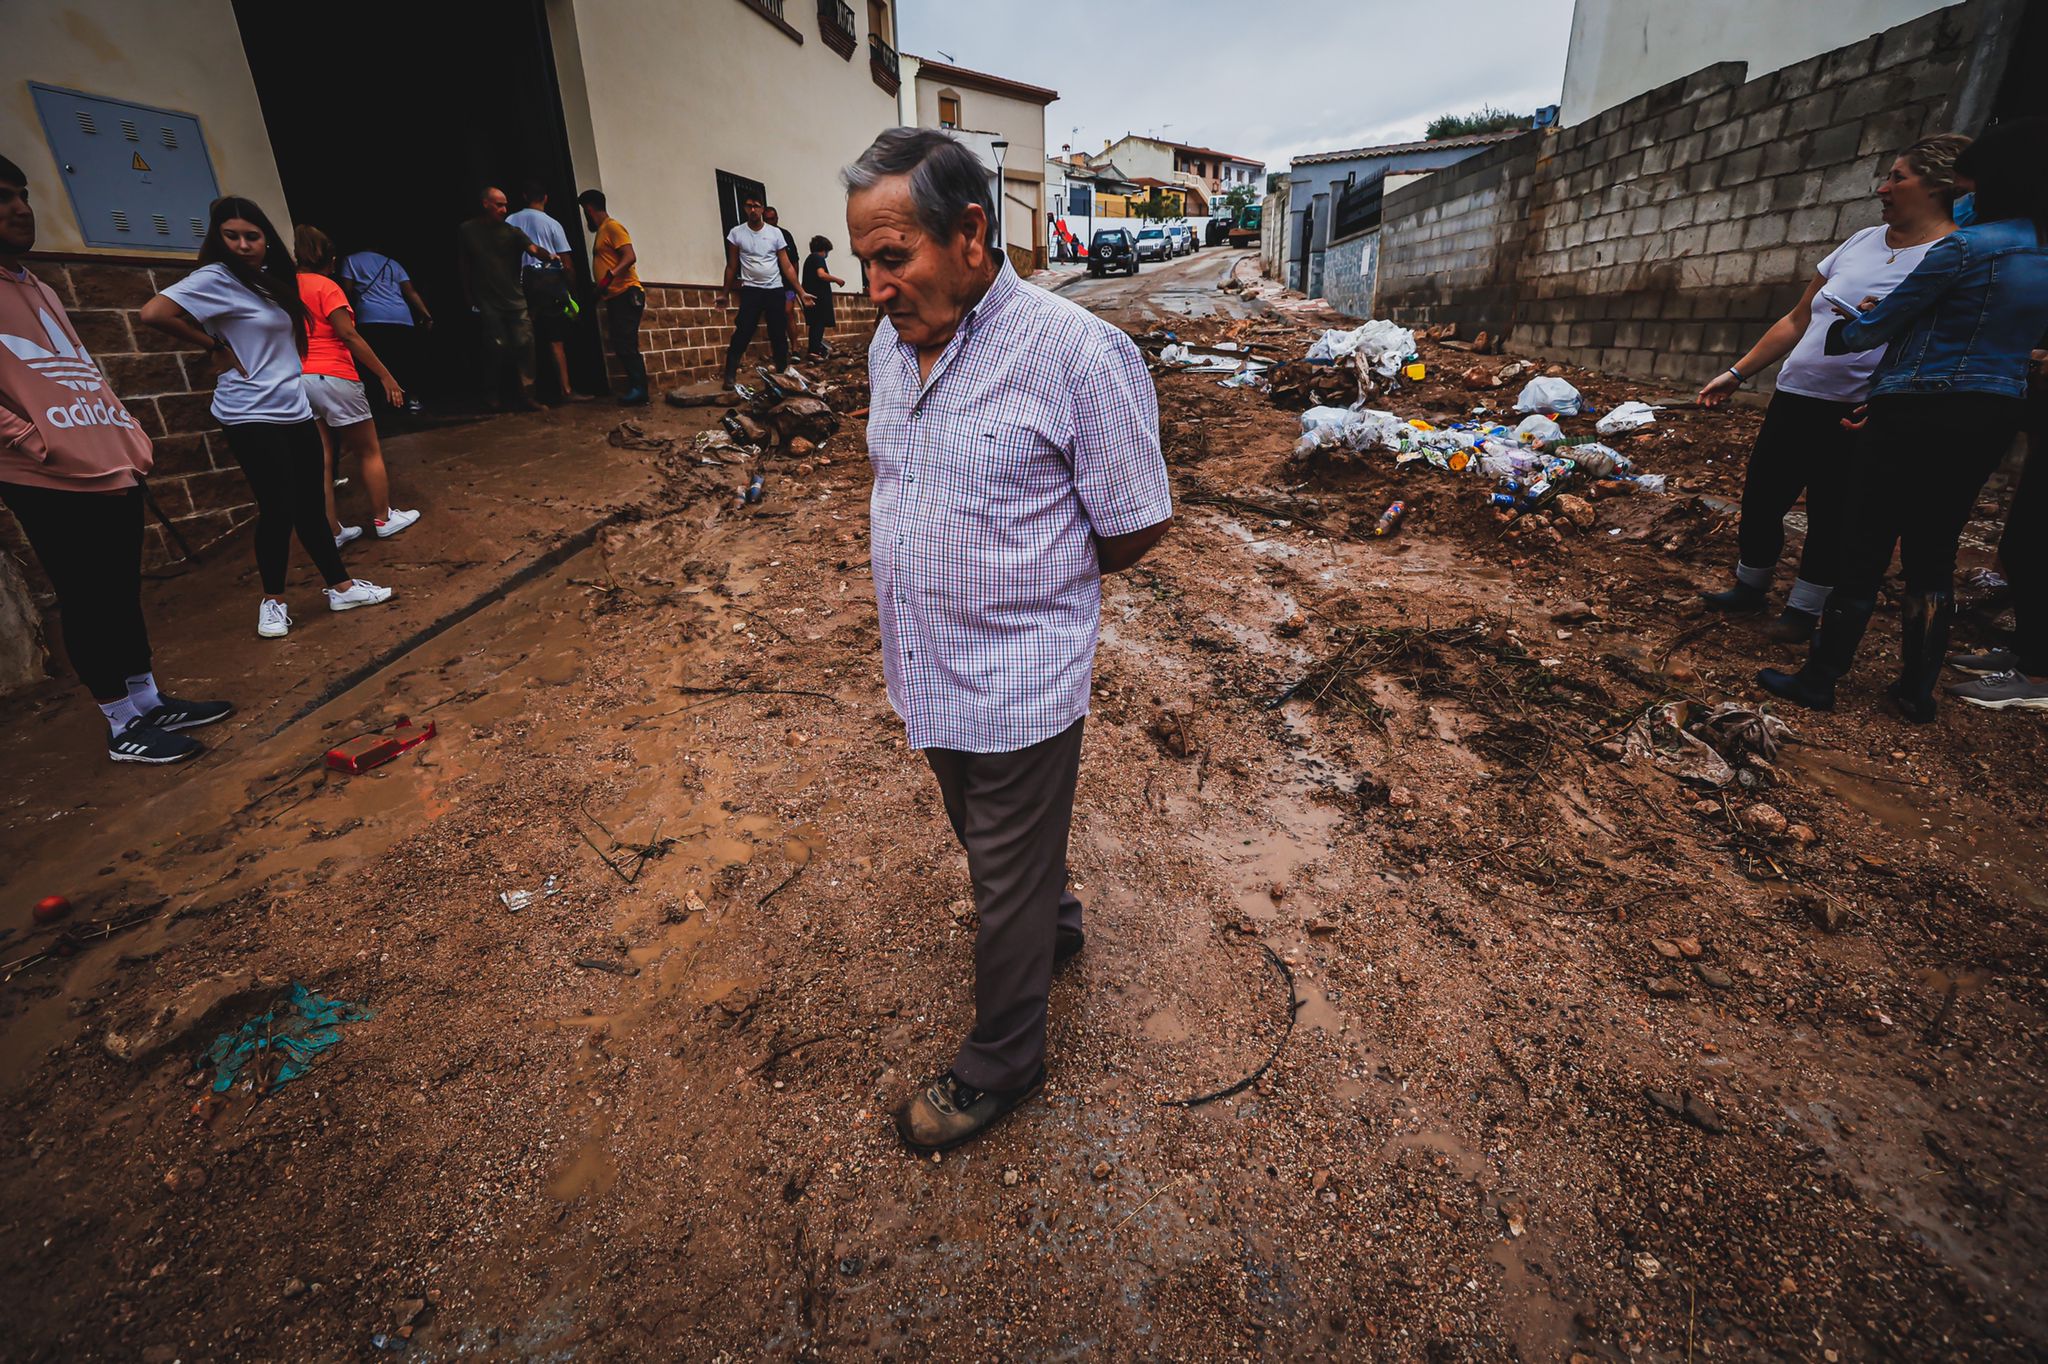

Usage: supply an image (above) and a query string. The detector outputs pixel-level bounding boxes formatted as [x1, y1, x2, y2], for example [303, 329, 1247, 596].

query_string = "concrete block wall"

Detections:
[1373, 1, 1982, 390]
[1374, 136, 1540, 335]
[1320, 227, 1381, 321]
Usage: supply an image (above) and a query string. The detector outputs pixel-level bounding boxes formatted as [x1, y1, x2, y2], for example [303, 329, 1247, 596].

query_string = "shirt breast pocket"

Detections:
[968, 422, 1067, 506]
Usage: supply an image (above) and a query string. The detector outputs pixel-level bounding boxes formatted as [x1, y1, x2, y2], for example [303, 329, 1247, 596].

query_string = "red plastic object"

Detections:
[325, 717, 435, 775]
[33, 894, 71, 926]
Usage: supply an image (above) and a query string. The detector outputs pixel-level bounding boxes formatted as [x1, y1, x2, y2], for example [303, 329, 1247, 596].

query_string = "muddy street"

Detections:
[2, 264, 2045, 1363]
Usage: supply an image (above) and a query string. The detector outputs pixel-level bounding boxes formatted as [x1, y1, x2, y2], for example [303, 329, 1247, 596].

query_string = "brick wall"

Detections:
[3, 258, 252, 571]
[1320, 226, 1381, 320]
[1373, 1, 1984, 391]
[601, 283, 881, 392]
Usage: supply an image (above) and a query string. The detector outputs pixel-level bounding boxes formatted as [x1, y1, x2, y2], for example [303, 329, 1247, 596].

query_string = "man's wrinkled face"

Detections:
[0, 181, 34, 256]
[483, 188, 508, 221]
[847, 177, 988, 351]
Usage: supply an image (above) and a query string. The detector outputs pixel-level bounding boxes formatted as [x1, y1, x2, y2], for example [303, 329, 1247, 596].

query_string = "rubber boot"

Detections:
[1761, 607, 1819, 644]
[1701, 580, 1769, 613]
[1885, 590, 1953, 725]
[1757, 593, 1876, 711]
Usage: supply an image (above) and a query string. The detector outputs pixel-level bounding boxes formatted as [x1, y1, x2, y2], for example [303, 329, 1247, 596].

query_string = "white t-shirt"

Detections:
[159, 263, 312, 425]
[728, 222, 788, 289]
[1777, 224, 1942, 403]
[505, 208, 569, 275]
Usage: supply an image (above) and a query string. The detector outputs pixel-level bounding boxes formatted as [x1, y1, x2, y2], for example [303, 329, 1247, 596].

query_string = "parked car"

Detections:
[1088, 229, 1138, 276]
[1167, 225, 1195, 256]
[1135, 228, 1171, 262]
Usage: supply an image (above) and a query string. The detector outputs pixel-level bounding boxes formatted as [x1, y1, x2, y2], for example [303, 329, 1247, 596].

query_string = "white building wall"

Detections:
[1560, 0, 1955, 125]
[547, 0, 899, 285]
[1, 0, 290, 254]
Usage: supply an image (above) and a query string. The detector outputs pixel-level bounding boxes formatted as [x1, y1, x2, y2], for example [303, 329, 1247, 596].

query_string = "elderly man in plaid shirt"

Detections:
[844, 129, 1174, 1153]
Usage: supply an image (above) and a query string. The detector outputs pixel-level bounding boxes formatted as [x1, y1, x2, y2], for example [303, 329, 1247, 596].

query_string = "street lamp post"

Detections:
[990, 139, 1009, 257]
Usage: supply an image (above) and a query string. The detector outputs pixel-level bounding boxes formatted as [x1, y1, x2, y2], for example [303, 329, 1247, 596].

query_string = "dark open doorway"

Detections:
[230, 0, 606, 405]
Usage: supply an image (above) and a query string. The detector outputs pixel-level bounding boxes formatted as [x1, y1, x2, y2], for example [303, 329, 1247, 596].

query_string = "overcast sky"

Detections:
[898, 0, 1576, 172]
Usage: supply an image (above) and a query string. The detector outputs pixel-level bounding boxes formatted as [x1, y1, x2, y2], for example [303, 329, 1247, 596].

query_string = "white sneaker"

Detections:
[326, 579, 393, 612]
[334, 524, 363, 548]
[257, 599, 292, 639]
[375, 507, 421, 538]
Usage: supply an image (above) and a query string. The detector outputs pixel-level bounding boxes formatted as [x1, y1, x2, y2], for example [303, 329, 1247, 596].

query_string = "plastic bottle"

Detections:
[1373, 501, 1406, 537]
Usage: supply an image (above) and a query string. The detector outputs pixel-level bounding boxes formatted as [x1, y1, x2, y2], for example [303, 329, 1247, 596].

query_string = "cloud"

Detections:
[899, 0, 1574, 170]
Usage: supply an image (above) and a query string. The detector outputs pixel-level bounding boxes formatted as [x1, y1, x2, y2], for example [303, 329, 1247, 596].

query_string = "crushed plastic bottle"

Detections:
[1372, 501, 1406, 537]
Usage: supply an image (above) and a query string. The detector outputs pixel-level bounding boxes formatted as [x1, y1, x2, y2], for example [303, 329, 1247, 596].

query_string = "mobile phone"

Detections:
[1819, 289, 1865, 318]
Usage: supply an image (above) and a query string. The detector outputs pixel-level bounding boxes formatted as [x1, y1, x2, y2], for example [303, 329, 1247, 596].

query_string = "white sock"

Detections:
[98, 696, 143, 735]
[1734, 562, 1771, 590]
[1785, 578, 1831, 615]
[125, 671, 163, 713]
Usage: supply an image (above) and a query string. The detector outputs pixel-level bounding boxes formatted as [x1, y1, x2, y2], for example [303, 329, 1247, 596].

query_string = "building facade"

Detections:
[898, 55, 1056, 271]
[1086, 135, 1263, 219]
[1279, 131, 1525, 299]
[0, 0, 901, 585]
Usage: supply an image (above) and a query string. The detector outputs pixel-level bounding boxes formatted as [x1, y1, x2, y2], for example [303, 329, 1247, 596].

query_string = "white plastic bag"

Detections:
[1515, 377, 1582, 416]
[1513, 414, 1562, 447]
[1297, 405, 1401, 453]
[1570, 441, 1635, 478]
[1596, 401, 1657, 436]
[1305, 319, 1417, 378]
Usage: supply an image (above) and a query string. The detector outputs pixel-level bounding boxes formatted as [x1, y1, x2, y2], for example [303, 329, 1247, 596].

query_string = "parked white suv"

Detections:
[1135, 228, 1172, 262]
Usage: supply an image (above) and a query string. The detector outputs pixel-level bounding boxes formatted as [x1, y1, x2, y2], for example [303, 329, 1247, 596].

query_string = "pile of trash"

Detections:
[1286, 368, 1669, 521]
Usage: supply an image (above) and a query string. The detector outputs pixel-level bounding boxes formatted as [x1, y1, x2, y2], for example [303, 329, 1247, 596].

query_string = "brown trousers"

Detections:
[923, 717, 1086, 1092]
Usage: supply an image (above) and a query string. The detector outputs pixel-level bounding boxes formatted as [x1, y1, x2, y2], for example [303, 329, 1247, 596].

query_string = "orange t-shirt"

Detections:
[297, 273, 359, 381]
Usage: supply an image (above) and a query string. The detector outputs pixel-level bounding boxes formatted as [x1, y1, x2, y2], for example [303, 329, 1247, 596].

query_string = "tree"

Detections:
[1220, 184, 1258, 214]
[1425, 107, 1529, 140]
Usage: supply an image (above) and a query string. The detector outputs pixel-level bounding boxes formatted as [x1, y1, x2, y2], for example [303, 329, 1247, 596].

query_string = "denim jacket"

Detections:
[1825, 218, 2048, 400]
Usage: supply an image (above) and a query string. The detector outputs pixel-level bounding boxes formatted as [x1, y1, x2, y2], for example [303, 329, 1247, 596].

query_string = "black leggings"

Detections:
[1838, 393, 2026, 598]
[0, 481, 149, 700]
[1736, 389, 1859, 583]
[724, 285, 790, 373]
[222, 419, 350, 595]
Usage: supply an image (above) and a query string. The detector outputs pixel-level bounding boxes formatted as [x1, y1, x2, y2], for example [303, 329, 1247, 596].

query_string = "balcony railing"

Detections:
[818, 0, 856, 57]
[869, 33, 900, 93]
[738, 0, 802, 43]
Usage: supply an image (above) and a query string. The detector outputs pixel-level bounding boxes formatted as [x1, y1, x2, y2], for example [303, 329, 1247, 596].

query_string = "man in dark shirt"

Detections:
[456, 186, 551, 411]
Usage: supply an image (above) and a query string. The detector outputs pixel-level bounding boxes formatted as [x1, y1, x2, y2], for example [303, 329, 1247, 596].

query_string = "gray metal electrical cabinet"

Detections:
[30, 84, 220, 252]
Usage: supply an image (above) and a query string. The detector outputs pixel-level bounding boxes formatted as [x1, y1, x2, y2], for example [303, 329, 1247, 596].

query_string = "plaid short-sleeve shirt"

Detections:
[867, 263, 1171, 754]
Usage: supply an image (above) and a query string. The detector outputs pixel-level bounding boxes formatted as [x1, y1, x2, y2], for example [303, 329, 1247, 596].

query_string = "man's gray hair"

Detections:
[842, 128, 996, 247]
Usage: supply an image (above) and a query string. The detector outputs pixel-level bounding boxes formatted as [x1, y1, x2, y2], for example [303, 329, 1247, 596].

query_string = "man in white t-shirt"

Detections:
[506, 182, 581, 402]
[721, 196, 811, 386]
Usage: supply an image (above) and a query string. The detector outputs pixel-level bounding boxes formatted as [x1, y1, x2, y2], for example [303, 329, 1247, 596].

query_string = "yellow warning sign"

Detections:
[131, 152, 150, 172]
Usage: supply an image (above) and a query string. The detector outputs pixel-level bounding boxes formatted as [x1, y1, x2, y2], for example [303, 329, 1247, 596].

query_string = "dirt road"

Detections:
[1, 270, 2043, 1362]
[1053, 245, 1261, 325]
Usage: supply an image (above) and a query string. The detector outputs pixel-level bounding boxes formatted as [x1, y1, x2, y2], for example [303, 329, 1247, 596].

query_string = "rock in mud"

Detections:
[1552, 494, 1597, 531]
[1696, 963, 1733, 990]
[1742, 803, 1788, 838]
[1645, 976, 1688, 999]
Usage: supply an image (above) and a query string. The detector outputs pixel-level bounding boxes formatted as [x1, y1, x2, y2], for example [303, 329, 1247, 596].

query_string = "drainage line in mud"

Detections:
[261, 510, 630, 741]
[1163, 943, 1299, 1108]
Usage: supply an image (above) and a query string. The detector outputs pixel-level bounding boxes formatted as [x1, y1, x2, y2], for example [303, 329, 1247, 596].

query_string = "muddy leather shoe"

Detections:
[1055, 926, 1085, 970]
[894, 1067, 1044, 1154]
[1760, 607, 1817, 644]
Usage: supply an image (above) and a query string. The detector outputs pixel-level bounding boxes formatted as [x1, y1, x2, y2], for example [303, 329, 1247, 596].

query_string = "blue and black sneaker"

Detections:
[140, 696, 234, 731]
[108, 717, 203, 765]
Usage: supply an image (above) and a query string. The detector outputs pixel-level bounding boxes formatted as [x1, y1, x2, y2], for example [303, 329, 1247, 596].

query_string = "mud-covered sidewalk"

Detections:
[1, 285, 2044, 1362]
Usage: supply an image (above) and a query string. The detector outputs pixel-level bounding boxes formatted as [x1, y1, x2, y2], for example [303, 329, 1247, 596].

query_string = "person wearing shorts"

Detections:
[457, 186, 548, 411]
[295, 225, 420, 546]
[508, 182, 584, 404]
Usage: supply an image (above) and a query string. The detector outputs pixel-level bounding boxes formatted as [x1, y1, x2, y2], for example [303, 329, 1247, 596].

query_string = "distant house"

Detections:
[1084, 134, 1264, 217]
[898, 55, 1058, 269]
[1282, 130, 1528, 299]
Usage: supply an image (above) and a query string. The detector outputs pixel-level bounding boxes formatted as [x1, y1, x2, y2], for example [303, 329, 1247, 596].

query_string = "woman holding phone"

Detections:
[1697, 134, 1967, 641]
[1760, 119, 2048, 723]
[140, 197, 393, 640]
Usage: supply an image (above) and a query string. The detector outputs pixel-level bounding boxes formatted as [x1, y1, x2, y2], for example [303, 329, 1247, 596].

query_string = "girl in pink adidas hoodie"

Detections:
[0, 154, 231, 763]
